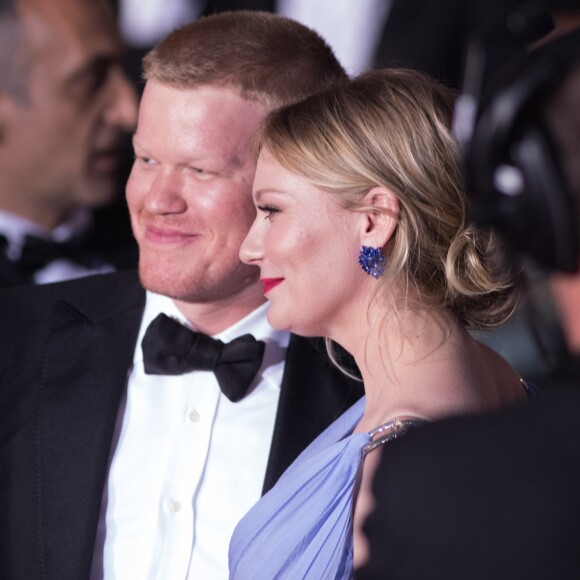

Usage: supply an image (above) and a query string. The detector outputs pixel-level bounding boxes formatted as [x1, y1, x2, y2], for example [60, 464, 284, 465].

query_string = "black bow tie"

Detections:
[141, 313, 265, 402]
[16, 234, 98, 278]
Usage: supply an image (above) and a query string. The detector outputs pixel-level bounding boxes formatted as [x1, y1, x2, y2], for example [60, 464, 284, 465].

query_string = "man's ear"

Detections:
[359, 186, 400, 248]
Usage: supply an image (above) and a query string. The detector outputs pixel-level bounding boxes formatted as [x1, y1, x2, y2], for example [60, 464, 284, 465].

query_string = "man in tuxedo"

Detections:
[0, 10, 361, 580]
[358, 28, 580, 580]
[0, 0, 138, 287]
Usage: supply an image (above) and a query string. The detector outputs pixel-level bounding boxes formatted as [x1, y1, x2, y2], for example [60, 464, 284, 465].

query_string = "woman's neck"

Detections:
[342, 307, 524, 432]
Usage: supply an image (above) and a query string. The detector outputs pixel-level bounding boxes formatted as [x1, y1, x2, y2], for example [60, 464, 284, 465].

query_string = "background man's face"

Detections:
[1, 0, 137, 228]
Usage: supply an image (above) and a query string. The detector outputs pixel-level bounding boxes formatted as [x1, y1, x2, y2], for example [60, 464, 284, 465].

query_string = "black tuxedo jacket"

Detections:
[0, 270, 362, 580]
[0, 250, 24, 287]
[358, 388, 580, 580]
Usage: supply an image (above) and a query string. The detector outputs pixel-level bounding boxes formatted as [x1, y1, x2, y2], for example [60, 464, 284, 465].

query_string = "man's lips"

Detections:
[143, 224, 198, 244]
[261, 278, 284, 294]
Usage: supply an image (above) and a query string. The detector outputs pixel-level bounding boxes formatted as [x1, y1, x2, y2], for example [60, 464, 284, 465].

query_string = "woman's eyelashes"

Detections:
[257, 204, 280, 220]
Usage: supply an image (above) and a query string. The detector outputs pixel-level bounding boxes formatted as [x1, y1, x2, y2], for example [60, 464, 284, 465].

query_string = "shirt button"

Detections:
[169, 500, 181, 513]
[188, 410, 200, 423]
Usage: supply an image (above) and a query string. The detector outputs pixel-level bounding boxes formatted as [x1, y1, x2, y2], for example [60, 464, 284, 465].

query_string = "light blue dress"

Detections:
[228, 397, 424, 579]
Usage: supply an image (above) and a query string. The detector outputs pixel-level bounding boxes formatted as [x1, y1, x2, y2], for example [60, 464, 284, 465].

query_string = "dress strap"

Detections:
[362, 417, 426, 456]
[521, 377, 540, 397]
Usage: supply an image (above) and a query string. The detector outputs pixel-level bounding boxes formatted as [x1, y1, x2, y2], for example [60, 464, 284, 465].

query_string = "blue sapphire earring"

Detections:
[358, 245, 385, 278]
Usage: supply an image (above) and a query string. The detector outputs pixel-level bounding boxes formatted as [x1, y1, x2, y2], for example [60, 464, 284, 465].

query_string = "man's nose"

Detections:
[105, 67, 139, 131]
[142, 170, 188, 215]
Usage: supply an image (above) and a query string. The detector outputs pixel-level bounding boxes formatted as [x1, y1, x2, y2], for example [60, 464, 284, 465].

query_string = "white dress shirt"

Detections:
[0, 208, 114, 283]
[90, 292, 289, 579]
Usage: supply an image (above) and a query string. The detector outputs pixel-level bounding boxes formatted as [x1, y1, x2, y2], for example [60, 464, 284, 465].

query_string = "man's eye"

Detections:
[134, 155, 156, 166]
[69, 59, 111, 98]
[188, 167, 213, 179]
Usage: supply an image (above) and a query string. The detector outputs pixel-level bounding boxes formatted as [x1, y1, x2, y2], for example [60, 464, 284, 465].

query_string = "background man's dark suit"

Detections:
[0, 249, 27, 287]
[0, 270, 362, 580]
[358, 389, 580, 580]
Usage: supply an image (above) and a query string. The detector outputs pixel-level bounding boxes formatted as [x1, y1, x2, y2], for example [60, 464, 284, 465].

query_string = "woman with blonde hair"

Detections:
[229, 68, 530, 579]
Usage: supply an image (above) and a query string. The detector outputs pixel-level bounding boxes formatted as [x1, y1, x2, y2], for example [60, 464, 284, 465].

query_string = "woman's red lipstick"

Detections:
[261, 278, 284, 294]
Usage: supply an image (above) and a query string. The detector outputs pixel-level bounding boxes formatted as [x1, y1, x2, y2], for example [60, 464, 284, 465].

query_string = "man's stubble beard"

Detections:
[138, 258, 261, 305]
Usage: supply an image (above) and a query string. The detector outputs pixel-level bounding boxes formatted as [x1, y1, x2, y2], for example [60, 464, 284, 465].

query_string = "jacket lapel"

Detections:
[262, 335, 363, 493]
[0, 250, 25, 287]
[36, 272, 145, 579]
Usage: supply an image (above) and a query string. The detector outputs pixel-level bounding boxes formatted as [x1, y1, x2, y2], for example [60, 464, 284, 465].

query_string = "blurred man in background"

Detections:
[0, 0, 138, 287]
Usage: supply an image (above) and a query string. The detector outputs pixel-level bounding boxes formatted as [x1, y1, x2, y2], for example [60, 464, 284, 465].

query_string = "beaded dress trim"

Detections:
[362, 417, 426, 456]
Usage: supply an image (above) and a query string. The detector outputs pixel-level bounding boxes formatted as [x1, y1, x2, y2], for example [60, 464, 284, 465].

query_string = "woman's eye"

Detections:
[257, 205, 280, 220]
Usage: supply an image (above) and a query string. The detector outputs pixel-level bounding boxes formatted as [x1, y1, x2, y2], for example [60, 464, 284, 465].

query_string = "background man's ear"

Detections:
[359, 186, 400, 248]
